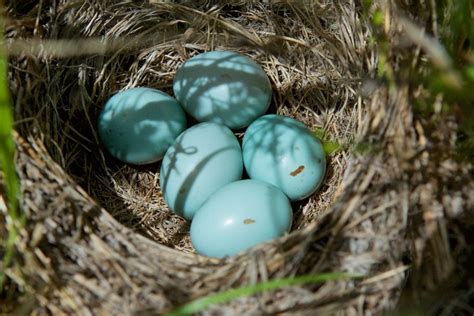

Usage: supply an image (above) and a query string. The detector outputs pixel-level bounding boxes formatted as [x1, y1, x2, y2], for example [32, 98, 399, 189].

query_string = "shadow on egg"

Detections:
[242, 115, 326, 201]
[159, 122, 243, 220]
[98, 88, 186, 165]
[161, 145, 238, 216]
[173, 52, 272, 130]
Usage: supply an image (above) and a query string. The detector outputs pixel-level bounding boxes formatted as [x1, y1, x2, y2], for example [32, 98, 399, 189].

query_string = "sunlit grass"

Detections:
[165, 272, 359, 315]
[0, 6, 22, 291]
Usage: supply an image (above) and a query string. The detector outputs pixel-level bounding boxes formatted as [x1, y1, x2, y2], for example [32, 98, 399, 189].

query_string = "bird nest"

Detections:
[3, 0, 473, 314]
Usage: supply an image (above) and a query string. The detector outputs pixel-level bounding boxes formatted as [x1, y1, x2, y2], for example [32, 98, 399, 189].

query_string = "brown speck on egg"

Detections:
[290, 165, 305, 176]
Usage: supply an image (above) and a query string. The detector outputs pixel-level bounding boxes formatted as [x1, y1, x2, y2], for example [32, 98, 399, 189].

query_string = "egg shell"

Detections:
[242, 114, 326, 201]
[160, 122, 243, 220]
[173, 50, 272, 129]
[191, 179, 292, 258]
[98, 87, 186, 165]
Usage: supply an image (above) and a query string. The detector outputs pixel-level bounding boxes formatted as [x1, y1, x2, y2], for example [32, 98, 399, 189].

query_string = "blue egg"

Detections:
[160, 122, 243, 220]
[191, 179, 292, 258]
[242, 114, 326, 201]
[98, 87, 186, 165]
[173, 51, 272, 129]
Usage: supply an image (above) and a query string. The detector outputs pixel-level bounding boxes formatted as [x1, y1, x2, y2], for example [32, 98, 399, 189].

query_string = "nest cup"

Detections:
[6, 1, 412, 314]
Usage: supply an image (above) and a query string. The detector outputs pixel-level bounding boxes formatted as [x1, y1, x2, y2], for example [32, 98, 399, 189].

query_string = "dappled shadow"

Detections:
[160, 123, 243, 220]
[242, 114, 326, 202]
[174, 51, 272, 129]
[98, 87, 186, 165]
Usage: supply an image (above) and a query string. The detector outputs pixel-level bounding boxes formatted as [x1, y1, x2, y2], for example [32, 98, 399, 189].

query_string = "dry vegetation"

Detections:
[1, 0, 473, 314]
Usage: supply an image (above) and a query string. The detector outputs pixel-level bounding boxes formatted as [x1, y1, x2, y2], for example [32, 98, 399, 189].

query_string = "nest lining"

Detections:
[11, 1, 362, 254]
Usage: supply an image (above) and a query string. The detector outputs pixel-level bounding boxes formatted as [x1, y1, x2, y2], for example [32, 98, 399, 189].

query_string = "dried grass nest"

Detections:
[3, 0, 473, 314]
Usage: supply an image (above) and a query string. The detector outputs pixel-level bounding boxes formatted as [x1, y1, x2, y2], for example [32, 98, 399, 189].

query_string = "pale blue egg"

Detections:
[242, 114, 326, 201]
[160, 122, 243, 220]
[173, 51, 272, 129]
[191, 179, 292, 258]
[98, 87, 186, 165]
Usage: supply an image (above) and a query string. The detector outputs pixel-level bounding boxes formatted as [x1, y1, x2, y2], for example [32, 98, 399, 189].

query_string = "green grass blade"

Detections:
[166, 272, 359, 315]
[0, 6, 22, 290]
[312, 129, 343, 156]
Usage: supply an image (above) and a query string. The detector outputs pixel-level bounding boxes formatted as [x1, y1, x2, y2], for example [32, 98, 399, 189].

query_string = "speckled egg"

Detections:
[98, 87, 186, 165]
[191, 179, 292, 258]
[242, 114, 326, 201]
[160, 122, 243, 220]
[173, 50, 272, 129]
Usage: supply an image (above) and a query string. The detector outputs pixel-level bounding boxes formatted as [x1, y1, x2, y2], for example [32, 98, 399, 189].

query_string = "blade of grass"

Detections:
[313, 129, 343, 156]
[165, 272, 360, 316]
[0, 2, 22, 290]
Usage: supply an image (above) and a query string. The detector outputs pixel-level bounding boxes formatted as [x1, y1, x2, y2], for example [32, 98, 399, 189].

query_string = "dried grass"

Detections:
[2, 0, 473, 314]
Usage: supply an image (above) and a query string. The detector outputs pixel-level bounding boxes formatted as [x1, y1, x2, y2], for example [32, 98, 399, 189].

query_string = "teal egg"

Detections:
[191, 179, 292, 258]
[173, 50, 272, 129]
[160, 122, 243, 220]
[242, 114, 326, 201]
[98, 87, 186, 165]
